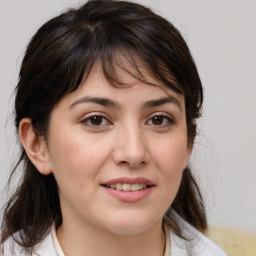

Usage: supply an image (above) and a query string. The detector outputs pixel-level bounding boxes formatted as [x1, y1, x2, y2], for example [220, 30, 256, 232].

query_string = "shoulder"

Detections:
[170, 211, 227, 256]
[0, 230, 57, 256]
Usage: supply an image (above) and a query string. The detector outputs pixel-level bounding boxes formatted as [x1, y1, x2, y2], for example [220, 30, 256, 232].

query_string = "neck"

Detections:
[56, 218, 166, 256]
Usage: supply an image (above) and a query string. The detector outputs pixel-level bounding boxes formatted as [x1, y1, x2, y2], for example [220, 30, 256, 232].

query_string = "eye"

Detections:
[81, 115, 111, 127]
[147, 114, 175, 127]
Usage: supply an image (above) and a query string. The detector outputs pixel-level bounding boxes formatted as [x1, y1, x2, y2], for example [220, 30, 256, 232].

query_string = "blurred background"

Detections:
[0, 0, 255, 236]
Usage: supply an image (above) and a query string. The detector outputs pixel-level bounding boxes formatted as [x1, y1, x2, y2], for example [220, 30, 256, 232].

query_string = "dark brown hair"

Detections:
[1, 0, 206, 250]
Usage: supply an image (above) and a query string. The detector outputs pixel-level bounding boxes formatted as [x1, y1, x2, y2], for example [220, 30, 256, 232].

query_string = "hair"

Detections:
[1, 0, 206, 250]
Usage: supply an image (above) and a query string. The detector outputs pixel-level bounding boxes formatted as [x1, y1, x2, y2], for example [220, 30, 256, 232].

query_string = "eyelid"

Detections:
[80, 112, 112, 126]
[148, 112, 175, 120]
[146, 112, 176, 126]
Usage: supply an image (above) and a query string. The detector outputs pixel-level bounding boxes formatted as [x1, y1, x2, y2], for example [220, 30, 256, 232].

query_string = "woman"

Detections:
[1, 0, 226, 255]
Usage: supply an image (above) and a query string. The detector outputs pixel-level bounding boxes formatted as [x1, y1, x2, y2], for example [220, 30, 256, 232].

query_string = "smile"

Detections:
[101, 177, 154, 202]
[105, 183, 148, 191]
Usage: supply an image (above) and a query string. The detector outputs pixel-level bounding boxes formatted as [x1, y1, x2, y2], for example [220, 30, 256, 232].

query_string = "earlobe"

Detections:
[19, 118, 52, 175]
[183, 146, 193, 169]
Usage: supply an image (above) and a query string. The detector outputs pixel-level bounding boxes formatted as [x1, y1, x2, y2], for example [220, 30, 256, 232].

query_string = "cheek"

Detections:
[49, 131, 109, 189]
[150, 134, 189, 199]
[152, 135, 189, 174]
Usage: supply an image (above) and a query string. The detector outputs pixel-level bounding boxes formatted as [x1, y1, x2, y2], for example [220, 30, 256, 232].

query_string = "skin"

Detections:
[19, 65, 192, 256]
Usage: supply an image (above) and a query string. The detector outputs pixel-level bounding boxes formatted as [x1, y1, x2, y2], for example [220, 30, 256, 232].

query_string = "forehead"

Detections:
[86, 55, 182, 89]
[58, 63, 185, 110]
[80, 52, 183, 91]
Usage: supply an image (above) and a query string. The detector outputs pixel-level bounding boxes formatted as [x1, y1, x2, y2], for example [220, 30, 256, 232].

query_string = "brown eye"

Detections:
[82, 115, 110, 127]
[90, 116, 103, 126]
[147, 114, 175, 127]
[151, 115, 164, 125]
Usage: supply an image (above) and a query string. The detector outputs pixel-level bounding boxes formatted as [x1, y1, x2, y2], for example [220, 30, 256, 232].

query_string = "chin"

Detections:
[101, 214, 160, 236]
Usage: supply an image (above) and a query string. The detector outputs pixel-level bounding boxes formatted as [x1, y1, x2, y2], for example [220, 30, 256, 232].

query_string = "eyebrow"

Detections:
[69, 96, 182, 110]
[69, 96, 120, 109]
[143, 96, 182, 110]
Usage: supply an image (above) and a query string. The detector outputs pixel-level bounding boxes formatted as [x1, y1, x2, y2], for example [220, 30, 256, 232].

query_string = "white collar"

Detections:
[51, 223, 172, 256]
[51, 223, 66, 256]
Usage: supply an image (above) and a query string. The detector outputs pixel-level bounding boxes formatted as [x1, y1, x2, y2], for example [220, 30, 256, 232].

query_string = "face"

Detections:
[43, 65, 191, 235]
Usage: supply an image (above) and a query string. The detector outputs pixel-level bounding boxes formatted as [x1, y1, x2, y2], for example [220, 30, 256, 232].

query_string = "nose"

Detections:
[112, 124, 150, 168]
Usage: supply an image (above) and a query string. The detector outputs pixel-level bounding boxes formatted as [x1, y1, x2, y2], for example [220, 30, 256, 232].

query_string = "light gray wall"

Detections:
[1, 0, 255, 233]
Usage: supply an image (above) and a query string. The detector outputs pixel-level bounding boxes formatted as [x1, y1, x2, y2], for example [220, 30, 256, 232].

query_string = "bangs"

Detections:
[15, 0, 202, 129]
[80, 46, 183, 94]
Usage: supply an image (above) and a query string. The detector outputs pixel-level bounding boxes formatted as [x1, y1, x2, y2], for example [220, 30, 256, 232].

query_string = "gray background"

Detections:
[0, 0, 256, 233]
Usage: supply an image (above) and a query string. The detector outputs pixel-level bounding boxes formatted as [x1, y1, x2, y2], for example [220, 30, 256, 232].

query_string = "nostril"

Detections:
[112, 140, 150, 167]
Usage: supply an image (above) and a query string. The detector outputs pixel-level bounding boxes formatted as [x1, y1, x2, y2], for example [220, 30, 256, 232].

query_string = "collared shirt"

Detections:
[51, 223, 171, 256]
[1, 211, 227, 256]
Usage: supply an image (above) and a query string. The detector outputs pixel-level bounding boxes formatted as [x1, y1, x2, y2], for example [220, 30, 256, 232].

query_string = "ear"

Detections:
[19, 118, 52, 175]
[183, 122, 196, 168]
[183, 145, 193, 169]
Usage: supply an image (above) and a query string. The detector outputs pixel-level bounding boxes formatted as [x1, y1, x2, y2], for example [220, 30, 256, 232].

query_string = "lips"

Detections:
[101, 177, 154, 202]
[105, 183, 148, 191]
[103, 177, 154, 186]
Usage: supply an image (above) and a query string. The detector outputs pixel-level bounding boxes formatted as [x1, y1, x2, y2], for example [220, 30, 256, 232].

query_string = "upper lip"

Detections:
[102, 177, 155, 186]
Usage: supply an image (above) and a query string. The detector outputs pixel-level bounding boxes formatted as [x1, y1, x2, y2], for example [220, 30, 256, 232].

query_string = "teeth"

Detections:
[123, 184, 131, 191]
[131, 184, 139, 191]
[116, 183, 122, 190]
[106, 183, 148, 191]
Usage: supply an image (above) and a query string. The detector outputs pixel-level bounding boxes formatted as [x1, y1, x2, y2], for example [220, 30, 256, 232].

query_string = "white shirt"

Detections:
[1, 212, 227, 256]
[169, 211, 227, 256]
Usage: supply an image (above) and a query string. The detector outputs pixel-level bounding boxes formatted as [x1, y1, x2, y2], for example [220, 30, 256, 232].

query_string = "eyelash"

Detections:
[81, 114, 111, 127]
[146, 114, 175, 127]
[81, 113, 175, 128]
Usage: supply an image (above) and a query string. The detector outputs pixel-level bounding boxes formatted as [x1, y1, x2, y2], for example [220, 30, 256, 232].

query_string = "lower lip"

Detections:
[102, 186, 154, 202]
